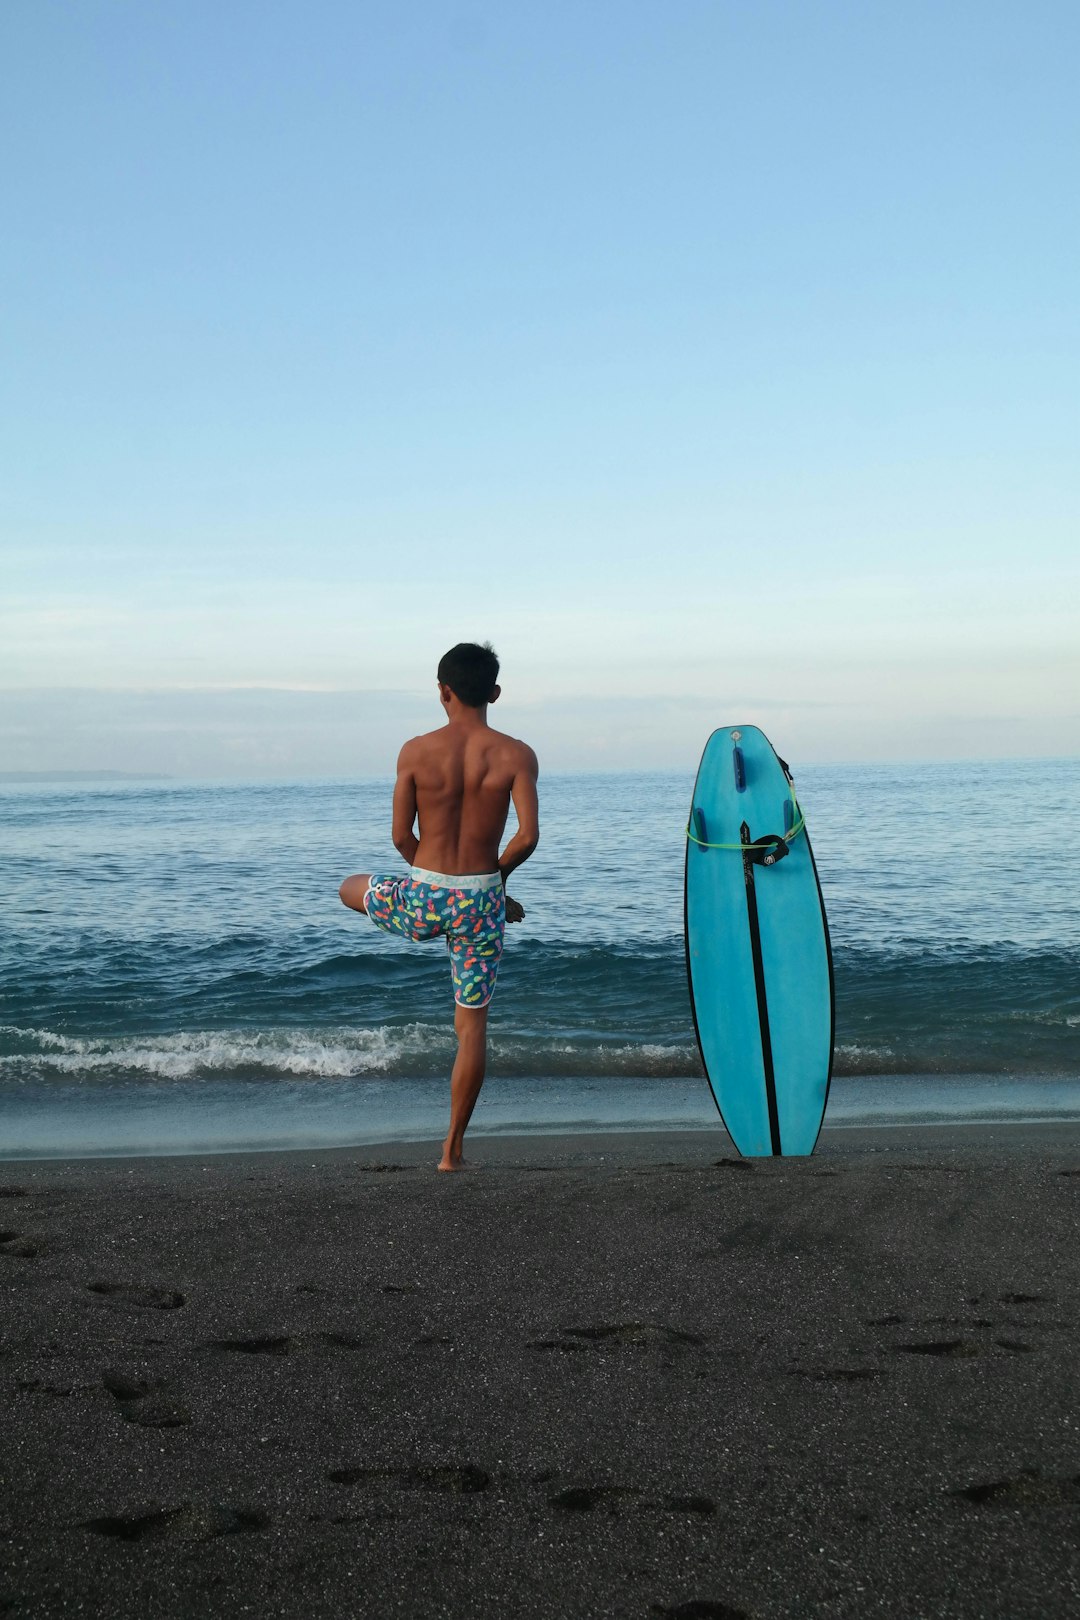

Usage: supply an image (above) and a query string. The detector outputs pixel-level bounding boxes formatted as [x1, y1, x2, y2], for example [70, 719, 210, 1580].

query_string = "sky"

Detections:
[2, 0, 1077, 776]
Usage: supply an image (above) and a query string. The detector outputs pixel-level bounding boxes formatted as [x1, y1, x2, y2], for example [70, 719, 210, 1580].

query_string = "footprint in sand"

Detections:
[0, 1231, 41, 1258]
[952, 1471, 1080, 1507]
[892, 1333, 1037, 1360]
[81, 1502, 268, 1542]
[208, 1335, 292, 1355]
[103, 1369, 191, 1428]
[652, 1601, 751, 1619]
[328, 1464, 489, 1494]
[545, 1323, 706, 1350]
[88, 1282, 185, 1310]
[867, 1311, 1045, 1360]
[549, 1484, 640, 1511]
[895, 1339, 983, 1359]
[17, 1378, 76, 1397]
[203, 1332, 368, 1356]
[545, 1484, 717, 1516]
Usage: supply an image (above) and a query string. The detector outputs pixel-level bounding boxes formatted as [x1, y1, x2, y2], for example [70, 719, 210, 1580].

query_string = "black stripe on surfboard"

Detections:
[740, 819, 782, 1156]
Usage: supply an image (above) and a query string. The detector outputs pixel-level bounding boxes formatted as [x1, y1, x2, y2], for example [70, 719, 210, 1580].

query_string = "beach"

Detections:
[3, 1123, 1080, 1618]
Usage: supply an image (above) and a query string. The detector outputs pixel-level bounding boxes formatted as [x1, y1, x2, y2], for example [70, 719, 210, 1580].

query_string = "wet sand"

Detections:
[2, 1123, 1080, 1618]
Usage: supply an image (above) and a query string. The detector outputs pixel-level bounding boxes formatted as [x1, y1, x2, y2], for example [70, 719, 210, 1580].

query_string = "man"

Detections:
[339, 642, 539, 1172]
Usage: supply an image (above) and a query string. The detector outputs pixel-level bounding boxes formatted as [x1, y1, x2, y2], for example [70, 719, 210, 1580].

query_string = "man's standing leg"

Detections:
[439, 1003, 489, 1172]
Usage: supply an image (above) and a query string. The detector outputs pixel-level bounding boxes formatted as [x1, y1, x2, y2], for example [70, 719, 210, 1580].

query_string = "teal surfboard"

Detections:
[684, 726, 834, 1156]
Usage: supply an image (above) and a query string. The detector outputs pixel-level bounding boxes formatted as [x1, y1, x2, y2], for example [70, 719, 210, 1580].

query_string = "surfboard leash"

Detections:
[686, 782, 806, 863]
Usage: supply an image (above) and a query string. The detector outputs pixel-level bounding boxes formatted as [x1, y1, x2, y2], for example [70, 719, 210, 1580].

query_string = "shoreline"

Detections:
[4, 1115, 1080, 1169]
[3, 1069, 1079, 1166]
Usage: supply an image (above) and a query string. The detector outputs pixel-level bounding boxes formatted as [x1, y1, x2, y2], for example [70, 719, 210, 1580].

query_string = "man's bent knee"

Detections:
[339, 874, 371, 913]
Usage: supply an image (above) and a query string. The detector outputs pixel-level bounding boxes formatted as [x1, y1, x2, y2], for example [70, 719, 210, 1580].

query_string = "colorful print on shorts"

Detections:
[364, 872, 505, 1007]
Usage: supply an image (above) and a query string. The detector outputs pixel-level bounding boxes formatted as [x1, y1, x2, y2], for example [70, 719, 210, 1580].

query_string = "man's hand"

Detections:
[505, 895, 525, 924]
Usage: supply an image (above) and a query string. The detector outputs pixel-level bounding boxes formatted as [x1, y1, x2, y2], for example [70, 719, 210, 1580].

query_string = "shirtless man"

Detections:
[338, 643, 539, 1172]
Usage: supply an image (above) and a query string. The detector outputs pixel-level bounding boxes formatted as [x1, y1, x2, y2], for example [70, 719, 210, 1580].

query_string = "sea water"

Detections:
[1, 761, 1078, 1157]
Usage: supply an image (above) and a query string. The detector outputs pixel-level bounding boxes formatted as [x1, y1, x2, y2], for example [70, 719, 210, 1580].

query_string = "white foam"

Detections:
[0, 1023, 454, 1080]
[834, 1042, 897, 1073]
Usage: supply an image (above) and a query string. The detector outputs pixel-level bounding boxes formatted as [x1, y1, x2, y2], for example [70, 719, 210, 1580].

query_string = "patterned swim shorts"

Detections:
[363, 866, 505, 1008]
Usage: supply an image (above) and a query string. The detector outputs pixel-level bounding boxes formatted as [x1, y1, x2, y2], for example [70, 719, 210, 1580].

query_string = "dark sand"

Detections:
[2, 1123, 1080, 1618]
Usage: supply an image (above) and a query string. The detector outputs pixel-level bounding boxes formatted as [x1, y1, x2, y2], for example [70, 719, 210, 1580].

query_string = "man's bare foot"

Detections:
[437, 1153, 481, 1172]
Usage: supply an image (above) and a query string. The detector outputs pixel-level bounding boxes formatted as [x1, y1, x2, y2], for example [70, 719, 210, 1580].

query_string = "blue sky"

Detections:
[2, 0, 1077, 774]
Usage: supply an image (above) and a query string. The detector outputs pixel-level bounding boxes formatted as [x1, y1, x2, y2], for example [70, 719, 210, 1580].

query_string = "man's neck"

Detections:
[444, 702, 489, 729]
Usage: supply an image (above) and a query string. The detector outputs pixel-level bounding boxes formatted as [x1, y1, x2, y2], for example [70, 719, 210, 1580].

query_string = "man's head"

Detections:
[437, 642, 500, 710]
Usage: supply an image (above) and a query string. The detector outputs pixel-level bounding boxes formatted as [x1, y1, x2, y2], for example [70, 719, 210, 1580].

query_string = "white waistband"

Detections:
[410, 866, 502, 892]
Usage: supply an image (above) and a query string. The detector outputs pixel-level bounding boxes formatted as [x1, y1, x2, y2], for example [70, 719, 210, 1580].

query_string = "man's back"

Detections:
[403, 723, 536, 876]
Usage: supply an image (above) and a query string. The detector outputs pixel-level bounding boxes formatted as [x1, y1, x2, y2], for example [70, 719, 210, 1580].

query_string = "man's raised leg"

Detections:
[439, 1002, 489, 1172]
[339, 875, 372, 913]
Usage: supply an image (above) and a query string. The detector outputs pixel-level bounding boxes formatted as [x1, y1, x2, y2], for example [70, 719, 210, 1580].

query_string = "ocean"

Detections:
[2, 759, 1078, 1157]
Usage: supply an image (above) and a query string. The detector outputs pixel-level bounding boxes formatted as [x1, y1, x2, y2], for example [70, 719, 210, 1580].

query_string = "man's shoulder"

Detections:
[489, 729, 538, 773]
[397, 729, 446, 763]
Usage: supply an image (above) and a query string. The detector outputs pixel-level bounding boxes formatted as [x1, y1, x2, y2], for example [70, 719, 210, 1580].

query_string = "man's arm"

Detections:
[498, 747, 539, 891]
[391, 744, 419, 866]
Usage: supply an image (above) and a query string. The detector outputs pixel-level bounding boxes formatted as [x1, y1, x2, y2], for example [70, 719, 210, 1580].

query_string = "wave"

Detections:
[0, 1023, 702, 1082]
[1, 1019, 1076, 1085]
[2, 940, 1078, 1081]
[0, 1023, 450, 1081]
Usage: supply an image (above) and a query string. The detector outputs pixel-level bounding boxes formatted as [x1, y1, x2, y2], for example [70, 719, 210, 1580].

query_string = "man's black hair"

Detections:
[437, 642, 500, 708]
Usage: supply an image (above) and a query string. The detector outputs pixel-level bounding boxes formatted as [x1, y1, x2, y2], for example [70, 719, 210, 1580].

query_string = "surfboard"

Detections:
[684, 726, 834, 1156]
